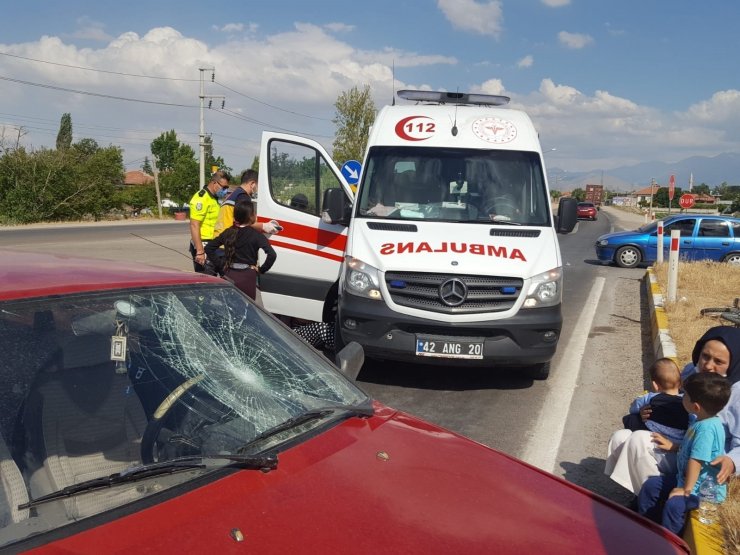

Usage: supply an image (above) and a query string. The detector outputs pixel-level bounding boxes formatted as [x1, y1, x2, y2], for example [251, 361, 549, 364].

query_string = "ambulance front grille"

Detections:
[384, 272, 523, 314]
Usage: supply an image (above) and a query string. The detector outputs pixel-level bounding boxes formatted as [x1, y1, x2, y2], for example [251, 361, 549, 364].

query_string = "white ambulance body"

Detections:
[257, 90, 576, 379]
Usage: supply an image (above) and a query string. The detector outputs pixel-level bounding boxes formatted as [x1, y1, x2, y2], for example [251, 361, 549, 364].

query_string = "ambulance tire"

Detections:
[527, 361, 550, 380]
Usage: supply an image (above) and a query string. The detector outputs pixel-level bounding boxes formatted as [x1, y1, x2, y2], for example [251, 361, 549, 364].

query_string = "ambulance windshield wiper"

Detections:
[18, 454, 277, 510]
[488, 220, 523, 226]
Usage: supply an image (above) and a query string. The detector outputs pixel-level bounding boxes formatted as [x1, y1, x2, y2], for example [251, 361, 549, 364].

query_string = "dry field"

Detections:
[652, 260, 739, 551]
[652, 261, 739, 364]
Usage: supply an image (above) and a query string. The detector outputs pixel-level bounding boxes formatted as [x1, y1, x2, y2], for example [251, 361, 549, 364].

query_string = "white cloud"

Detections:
[558, 31, 594, 49]
[214, 23, 244, 33]
[68, 17, 112, 42]
[541, 0, 570, 7]
[517, 55, 534, 68]
[437, 0, 504, 39]
[324, 22, 355, 33]
[472, 79, 506, 96]
[684, 90, 740, 124]
[3, 23, 740, 176]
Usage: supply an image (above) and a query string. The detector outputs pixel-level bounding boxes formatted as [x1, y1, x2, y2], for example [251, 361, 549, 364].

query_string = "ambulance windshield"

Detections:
[356, 146, 551, 226]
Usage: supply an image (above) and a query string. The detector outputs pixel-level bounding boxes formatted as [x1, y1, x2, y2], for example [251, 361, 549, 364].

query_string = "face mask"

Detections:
[216, 188, 229, 199]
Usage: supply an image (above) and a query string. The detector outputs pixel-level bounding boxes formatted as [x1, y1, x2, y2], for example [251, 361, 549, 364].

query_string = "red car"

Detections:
[0, 251, 687, 554]
[577, 201, 598, 220]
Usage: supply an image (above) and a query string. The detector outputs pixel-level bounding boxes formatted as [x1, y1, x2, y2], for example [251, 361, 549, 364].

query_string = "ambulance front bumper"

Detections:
[336, 294, 561, 367]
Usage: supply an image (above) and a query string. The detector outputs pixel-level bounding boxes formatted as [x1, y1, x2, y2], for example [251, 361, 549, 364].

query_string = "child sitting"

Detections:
[622, 358, 689, 448]
[637, 372, 732, 535]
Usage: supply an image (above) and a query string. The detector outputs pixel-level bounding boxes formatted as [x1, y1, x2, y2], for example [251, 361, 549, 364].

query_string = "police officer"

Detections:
[213, 169, 280, 236]
[188, 170, 231, 273]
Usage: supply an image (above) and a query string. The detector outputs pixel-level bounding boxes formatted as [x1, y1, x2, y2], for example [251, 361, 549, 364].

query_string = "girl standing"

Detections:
[205, 198, 276, 300]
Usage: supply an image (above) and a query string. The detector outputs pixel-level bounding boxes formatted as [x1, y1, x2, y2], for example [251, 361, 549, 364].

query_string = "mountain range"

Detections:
[549, 152, 740, 193]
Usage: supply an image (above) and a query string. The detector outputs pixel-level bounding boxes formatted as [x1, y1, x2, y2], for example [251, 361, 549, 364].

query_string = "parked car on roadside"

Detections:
[577, 201, 598, 220]
[595, 214, 740, 268]
[0, 250, 688, 553]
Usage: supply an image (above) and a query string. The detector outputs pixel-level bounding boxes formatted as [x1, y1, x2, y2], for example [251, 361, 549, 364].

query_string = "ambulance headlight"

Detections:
[343, 257, 383, 300]
[522, 268, 562, 308]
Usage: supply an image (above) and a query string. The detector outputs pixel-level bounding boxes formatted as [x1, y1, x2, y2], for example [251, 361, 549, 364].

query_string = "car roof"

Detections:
[665, 214, 740, 222]
[0, 249, 223, 301]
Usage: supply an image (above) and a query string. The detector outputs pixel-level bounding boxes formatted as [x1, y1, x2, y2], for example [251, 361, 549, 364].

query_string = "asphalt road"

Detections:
[0, 207, 652, 505]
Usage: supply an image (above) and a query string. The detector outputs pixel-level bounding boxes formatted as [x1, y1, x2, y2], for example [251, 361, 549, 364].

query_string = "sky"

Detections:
[1, 0, 740, 184]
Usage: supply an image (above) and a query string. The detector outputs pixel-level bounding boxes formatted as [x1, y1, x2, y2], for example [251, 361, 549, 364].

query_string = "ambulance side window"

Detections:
[268, 140, 342, 217]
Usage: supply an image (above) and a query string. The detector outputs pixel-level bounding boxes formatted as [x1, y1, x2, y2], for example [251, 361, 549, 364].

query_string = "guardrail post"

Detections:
[657, 221, 664, 264]
[667, 230, 680, 302]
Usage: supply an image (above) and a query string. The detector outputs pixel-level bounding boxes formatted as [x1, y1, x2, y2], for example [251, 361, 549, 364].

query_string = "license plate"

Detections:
[415, 336, 484, 359]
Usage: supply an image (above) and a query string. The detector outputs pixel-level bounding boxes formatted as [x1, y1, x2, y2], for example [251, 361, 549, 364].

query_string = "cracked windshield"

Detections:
[357, 146, 551, 226]
[0, 284, 366, 544]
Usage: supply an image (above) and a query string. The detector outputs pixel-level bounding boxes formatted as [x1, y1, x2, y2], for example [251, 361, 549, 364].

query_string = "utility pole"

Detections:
[649, 177, 655, 221]
[152, 155, 162, 219]
[198, 68, 226, 189]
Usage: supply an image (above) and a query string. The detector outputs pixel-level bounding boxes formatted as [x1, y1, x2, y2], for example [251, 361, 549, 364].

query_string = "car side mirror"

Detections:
[321, 187, 351, 225]
[556, 197, 578, 233]
[335, 341, 364, 381]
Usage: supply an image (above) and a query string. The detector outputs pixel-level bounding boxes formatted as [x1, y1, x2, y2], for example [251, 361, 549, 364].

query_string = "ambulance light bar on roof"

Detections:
[397, 90, 510, 106]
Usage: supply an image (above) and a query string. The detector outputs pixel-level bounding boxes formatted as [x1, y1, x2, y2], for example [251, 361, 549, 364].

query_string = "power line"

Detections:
[0, 51, 198, 81]
[214, 79, 332, 121]
[213, 106, 333, 139]
[0, 74, 199, 108]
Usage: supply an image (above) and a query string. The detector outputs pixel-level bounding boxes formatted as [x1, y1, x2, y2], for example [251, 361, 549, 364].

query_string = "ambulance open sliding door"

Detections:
[258, 132, 351, 321]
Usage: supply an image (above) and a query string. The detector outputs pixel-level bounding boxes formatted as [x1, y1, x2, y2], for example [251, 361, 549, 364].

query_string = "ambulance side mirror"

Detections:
[556, 197, 578, 233]
[321, 187, 351, 225]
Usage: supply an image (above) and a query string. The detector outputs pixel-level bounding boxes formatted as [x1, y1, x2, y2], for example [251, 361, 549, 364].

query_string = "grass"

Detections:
[720, 479, 740, 554]
[652, 261, 739, 364]
[652, 260, 740, 552]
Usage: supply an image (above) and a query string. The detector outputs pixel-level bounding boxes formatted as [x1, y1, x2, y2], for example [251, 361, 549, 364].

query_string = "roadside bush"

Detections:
[0, 141, 124, 224]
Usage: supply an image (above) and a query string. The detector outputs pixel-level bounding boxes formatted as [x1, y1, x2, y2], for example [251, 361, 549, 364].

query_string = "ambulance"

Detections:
[257, 90, 577, 379]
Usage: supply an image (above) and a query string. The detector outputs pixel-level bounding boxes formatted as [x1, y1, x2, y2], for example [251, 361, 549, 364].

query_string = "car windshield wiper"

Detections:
[238, 402, 374, 454]
[18, 453, 278, 511]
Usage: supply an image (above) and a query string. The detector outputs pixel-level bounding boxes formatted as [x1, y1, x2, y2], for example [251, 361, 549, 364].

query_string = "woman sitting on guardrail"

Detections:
[605, 326, 740, 496]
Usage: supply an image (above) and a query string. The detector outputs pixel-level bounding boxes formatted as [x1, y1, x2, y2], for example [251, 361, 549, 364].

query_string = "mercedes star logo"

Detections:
[439, 278, 467, 307]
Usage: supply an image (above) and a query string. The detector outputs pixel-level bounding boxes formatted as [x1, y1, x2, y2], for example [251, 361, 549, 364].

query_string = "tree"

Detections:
[150, 130, 181, 172]
[149, 130, 199, 204]
[0, 140, 123, 223]
[203, 135, 231, 182]
[549, 190, 562, 199]
[142, 157, 153, 175]
[693, 183, 710, 195]
[56, 113, 73, 151]
[159, 144, 199, 205]
[332, 85, 376, 165]
[570, 187, 586, 202]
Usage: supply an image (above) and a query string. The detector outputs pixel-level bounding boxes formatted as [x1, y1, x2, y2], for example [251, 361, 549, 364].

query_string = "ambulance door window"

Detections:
[268, 140, 340, 217]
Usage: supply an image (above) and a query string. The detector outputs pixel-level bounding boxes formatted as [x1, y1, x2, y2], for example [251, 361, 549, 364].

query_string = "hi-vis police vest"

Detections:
[188, 189, 220, 240]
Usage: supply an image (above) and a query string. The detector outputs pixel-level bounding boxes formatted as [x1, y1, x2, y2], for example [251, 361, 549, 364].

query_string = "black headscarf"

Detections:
[691, 326, 740, 384]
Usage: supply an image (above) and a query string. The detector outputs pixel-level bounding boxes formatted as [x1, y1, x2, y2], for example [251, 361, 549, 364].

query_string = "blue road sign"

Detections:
[340, 160, 362, 185]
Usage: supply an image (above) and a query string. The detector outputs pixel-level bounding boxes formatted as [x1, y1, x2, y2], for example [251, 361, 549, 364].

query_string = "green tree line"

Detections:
[0, 114, 237, 224]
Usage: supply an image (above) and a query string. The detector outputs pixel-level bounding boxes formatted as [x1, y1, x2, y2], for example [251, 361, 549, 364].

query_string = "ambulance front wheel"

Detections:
[527, 361, 550, 380]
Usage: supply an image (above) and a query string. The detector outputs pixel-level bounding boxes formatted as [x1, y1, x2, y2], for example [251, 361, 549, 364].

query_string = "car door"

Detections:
[660, 218, 697, 260]
[694, 218, 732, 261]
[256, 132, 354, 321]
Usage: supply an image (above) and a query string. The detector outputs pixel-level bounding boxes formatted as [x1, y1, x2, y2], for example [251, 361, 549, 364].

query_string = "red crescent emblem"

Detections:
[394, 116, 435, 141]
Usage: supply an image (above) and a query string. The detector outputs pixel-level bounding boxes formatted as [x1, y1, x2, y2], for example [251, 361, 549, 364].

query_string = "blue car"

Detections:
[595, 214, 740, 268]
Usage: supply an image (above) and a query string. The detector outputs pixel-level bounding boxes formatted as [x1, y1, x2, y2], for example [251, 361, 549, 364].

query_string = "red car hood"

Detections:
[29, 406, 687, 554]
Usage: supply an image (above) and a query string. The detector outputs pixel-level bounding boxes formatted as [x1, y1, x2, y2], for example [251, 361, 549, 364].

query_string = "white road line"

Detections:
[520, 276, 606, 473]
